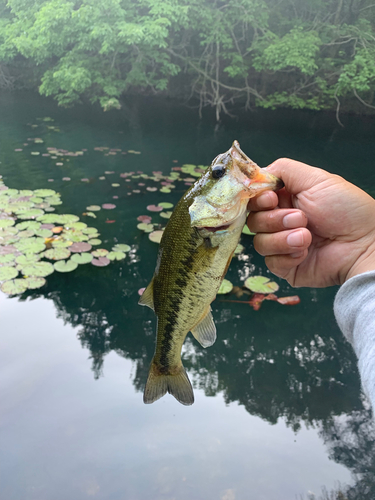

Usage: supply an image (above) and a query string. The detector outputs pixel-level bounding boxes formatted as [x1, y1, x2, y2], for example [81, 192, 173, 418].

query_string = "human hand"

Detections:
[247, 158, 375, 287]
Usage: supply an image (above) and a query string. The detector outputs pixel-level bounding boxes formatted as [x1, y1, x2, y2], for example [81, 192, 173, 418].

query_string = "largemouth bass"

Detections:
[139, 141, 283, 405]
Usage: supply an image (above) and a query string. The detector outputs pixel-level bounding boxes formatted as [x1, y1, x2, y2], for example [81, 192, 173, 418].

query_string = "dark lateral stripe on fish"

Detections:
[158, 233, 199, 369]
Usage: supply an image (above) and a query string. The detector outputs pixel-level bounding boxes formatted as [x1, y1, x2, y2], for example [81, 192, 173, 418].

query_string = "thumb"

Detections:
[265, 158, 329, 195]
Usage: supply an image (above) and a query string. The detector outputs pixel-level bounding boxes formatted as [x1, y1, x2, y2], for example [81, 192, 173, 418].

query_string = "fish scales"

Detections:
[139, 141, 283, 405]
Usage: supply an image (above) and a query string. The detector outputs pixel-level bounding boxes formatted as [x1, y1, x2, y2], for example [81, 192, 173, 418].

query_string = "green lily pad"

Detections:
[33, 189, 57, 197]
[66, 222, 87, 230]
[37, 214, 61, 224]
[19, 190, 33, 197]
[30, 196, 44, 204]
[57, 214, 80, 224]
[17, 209, 45, 219]
[160, 187, 171, 193]
[86, 205, 101, 211]
[107, 251, 126, 261]
[44, 197, 62, 205]
[217, 279, 233, 294]
[242, 225, 255, 235]
[44, 248, 71, 260]
[23, 277, 46, 289]
[15, 237, 45, 254]
[71, 253, 93, 264]
[18, 230, 35, 238]
[84, 212, 96, 218]
[244, 276, 279, 294]
[0, 254, 16, 264]
[137, 223, 154, 233]
[16, 221, 41, 231]
[234, 243, 244, 255]
[15, 254, 41, 265]
[112, 244, 131, 252]
[0, 219, 15, 228]
[0, 267, 18, 281]
[82, 227, 98, 235]
[68, 233, 89, 242]
[35, 228, 53, 238]
[88, 239, 102, 246]
[21, 261, 54, 277]
[92, 249, 108, 257]
[160, 211, 173, 219]
[149, 230, 164, 244]
[1, 279, 27, 295]
[54, 260, 78, 272]
[52, 239, 73, 248]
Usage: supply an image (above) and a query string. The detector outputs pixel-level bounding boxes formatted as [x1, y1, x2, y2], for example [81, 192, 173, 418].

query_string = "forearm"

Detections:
[334, 270, 375, 410]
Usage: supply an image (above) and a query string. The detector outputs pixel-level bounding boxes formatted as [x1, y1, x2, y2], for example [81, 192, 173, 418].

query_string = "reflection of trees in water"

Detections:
[20, 261, 375, 494]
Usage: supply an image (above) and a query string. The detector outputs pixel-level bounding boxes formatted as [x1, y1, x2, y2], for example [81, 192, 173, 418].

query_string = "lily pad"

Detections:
[0, 219, 15, 228]
[0, 254, 16, 264]
[66, 222, 87, 230]
[21, 261, 54, 277]
[91, 257, 110, 267]
[0, 266, 18, 281]
[149, 230, 164, 244]
[58, 214, 80, 224]
[23, 277, 46, 289]
[160, 211, 172, 219]
[54, 260, 78, 272]
[35, 228, 53, 238]
[147, 205, 163, 212]
[86, 205, 101, 211]
[15, 254, 41, 265]
[82, 227, 98, 235]
[92, 249, 108, 258]
[33, 189, 57, 197]
[217, 279, 233, 294]
[1, 279, 27, 295]
[107, 251, 126, 261]
[71, 253, 93, 264]
[17, 209, 44, 219]
[69, 242, 92, 253]
[137, 223, 154, 233]
[234, 243, 244, 255]
[244, 276, 279, 294]
[242, 225, 255, 236]
[112, 244, 131, 252]
[102, 204, 116, 209]
[15, 237, 45, 254]
[88, 239, 102, 245]
[52, 239, 73, 248]
[44, 248, 71, 260]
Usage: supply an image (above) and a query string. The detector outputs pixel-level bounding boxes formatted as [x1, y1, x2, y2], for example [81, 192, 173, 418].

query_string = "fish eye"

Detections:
[212, 164, 225, 179]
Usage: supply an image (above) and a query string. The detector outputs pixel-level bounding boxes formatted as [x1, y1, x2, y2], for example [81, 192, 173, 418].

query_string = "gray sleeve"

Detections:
[334, 270, 375, 409]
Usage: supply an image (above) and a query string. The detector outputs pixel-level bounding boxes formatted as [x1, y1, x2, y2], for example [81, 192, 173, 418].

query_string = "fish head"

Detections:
[189, 140, 283, 229]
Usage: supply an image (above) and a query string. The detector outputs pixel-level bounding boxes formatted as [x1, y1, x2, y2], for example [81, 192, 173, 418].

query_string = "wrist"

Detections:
[345, 240, 375, 282]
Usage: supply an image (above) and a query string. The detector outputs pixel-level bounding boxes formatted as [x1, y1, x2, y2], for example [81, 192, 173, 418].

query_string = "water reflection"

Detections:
[20, 260, 363, 431]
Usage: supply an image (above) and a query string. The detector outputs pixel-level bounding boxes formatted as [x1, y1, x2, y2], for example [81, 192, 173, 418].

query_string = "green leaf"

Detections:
[107, 251, 126, 261]
[21, 262, 54, 277]
[244, 276, 279, 294]
[44, 248, 71, 260]
[217, 279, 233, 294]
[33, 189, 57, 197]
[15, 254, 41, 265]
[112, 244, 131, 252]
[91, 249, 108, 257]
[158, 202, 174, 209]
[0, 267, 18, 281]
[0, 219, 15, 228]
[1, 279, 27, 295]
[88, 239, 102, 246]
[149, 230, 164, 243]
[54, 260, 78, 273]
[71, 253, 93, 264]
[242, 225, 255, 235]
[23, 277, 46, 289]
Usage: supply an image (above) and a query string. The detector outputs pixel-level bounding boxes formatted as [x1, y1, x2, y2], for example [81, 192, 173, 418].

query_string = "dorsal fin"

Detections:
[190, 306, 217, 348]
[138, 278, 155, 311]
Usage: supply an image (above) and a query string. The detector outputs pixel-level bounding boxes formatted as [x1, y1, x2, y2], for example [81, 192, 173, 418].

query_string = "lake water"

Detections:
[1, 92, 375, 500]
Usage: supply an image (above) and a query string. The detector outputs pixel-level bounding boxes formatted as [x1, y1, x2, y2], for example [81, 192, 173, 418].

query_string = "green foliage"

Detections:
[1, 0, 375, 115]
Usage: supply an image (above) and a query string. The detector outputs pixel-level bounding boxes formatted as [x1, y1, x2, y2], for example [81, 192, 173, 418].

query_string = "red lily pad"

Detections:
[69, 242, 92, 253]
[102, 204, 116, 209]
[91, 257, 110, 267]
[147, 205, 163, 212]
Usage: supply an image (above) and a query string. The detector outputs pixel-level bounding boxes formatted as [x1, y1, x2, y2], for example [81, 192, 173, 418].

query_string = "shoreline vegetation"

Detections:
[1, 0, 375, 121]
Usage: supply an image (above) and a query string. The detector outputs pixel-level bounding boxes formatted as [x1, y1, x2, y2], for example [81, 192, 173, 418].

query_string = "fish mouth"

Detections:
[200, 224, 231, 233]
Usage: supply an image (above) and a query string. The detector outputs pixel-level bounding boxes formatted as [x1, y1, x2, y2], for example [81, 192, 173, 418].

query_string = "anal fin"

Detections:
[191, 306, 217, 348]
[138, 278, 154, 310]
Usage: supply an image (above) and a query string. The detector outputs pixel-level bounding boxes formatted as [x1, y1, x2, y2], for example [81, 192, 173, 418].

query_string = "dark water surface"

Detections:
[1, 92, 375, 500]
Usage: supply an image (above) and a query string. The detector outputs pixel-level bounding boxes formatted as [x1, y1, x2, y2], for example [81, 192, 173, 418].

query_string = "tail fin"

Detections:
[143, 360, 194, 406]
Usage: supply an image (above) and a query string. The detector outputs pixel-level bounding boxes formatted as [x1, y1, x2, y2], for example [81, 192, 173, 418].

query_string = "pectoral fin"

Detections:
[191, 307, 217, 348]
[138, 278, 154, 310]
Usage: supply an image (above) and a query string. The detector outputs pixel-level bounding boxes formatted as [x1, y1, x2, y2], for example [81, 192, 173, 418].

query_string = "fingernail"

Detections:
[283, 212, 304, 229]
[257, 192, 273, 209]
[287, 230, 304, 247]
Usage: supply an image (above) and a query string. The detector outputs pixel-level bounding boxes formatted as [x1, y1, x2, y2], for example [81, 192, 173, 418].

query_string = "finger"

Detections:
[265, 250, 309, 280]
[248, 209, 307, 234]
[277, 188, 293, 209]
[247, 191, 278, 212]
[253, 228, 312, 256]
[265, 158, 329, 196]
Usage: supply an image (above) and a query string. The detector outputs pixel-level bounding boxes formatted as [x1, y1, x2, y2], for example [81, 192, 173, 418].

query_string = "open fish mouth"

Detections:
[200, 224, 231, 233]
